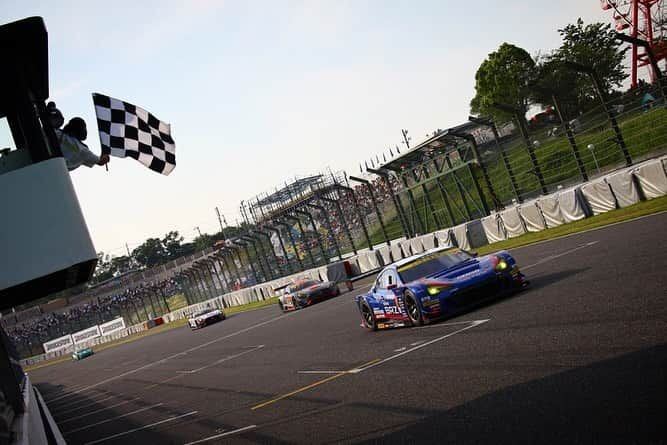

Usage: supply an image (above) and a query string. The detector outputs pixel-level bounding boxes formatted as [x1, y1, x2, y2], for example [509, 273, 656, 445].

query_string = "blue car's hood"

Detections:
[416, 256, 495, 286]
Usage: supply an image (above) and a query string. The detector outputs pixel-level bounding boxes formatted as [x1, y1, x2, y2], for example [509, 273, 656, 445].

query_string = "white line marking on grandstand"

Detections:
[522, 241, 599, 271]
[83, 411, 198, 445]
[348, 319, 489, 374]
[183, 425, 257, 445]
[59, 398, 138, 423]
[177, 345, 264, 374]
[63, 403, 163, 435]
[47, 313, 294, 403]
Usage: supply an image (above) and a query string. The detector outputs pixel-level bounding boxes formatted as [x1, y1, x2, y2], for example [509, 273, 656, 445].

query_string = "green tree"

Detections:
[470, 43, 536, 120]
[162, 230, 184, 259]
[132, 237, 166, 268]
[533, 19, 627, 116]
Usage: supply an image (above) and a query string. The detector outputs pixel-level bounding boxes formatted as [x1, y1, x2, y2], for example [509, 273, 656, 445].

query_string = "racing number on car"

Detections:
[383, 305, 402, 315]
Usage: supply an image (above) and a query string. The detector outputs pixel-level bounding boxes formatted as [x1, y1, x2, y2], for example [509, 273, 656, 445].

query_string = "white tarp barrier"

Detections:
[376, 245, 393, 265]
[606, 169, 641, 208]
[452, 223, 469, 250]
[357, 250, 382, 273]
[318, 266, 329, 282]
[72, 325, 101, 344]
[633, 159, 667, 199]
[536, 195, 565, 228]
[481, 214, 506, 243]
[434, 229, 455, 248]
[581, 179, 617, 215]
[557, 186, 588, 222]
[390, 243, 405, 261]
[409, 237, 425, 255]
[346, 255, 361, 275]
[99, 317, 126, 336]
[500, 206, 527, 238]
[43, 334, 73, 353]
[418, 233, 437, 250]
[518, 200, 547, 232]
[399, 240, 414, 257]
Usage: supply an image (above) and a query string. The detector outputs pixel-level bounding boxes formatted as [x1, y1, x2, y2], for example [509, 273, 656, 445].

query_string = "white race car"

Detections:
[188, 308, 226, 330]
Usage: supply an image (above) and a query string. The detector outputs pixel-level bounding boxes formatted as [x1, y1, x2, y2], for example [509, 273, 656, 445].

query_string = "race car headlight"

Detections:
[426, 284, 450, 296]
[495, 258, 508, 272]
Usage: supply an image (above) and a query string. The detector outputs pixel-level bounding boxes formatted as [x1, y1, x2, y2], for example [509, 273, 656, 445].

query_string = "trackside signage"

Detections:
[43, 334, 73, 353]
[72, 325, 101, 344]
[99, 317, 126, 336]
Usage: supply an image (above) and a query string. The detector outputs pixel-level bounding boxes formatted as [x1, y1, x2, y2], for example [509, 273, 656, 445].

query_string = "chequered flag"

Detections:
[92, 93, 176, 175]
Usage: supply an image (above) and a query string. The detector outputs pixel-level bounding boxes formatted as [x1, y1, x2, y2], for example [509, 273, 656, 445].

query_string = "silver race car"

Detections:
[188, 308, 226, 330]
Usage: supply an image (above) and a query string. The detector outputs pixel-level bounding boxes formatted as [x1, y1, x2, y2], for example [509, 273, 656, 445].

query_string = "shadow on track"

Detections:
[354, 344, 667, 445]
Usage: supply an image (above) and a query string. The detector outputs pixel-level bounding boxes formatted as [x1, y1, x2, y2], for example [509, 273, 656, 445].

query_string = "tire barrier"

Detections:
[500, 206, 528, 238]
[633, 158, 667, 199]
[518, 200, 548, 233]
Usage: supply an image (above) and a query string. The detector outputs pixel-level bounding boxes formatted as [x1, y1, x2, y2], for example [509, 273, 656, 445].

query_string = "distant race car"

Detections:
[356, 247, 529, 330]
[277, 279, 341, 312]
[188, 308, 226, 330]
[72, 348, 94, 361]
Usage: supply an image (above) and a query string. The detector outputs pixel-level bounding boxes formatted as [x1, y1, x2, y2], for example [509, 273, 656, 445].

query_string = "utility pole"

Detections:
[215, 206, 226, 240]
[401, 129, 411, 149]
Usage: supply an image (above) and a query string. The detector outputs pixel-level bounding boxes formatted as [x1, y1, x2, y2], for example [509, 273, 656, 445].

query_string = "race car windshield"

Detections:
[397, 250, 473, 283]
[290, 280, 319, 291]
[194, 310, 213, 317]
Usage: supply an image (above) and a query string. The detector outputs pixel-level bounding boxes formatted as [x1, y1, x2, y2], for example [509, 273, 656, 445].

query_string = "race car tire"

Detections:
[360, 301, 378, 331]
[278, 301, 286, 313]
[404, 291, 424, 327]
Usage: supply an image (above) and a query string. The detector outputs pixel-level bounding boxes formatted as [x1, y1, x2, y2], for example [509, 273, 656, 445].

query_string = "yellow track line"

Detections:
[251, 358, 380, 410]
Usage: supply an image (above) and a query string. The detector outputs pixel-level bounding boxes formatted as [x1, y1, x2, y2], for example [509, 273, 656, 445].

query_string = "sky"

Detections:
[2, 0, 613, 257]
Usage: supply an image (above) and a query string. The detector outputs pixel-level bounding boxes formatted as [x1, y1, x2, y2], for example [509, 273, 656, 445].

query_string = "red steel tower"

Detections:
[600, 0, 667, 86]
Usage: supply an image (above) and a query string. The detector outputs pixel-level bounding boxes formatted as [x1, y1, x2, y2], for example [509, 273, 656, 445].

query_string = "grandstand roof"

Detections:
[256, 175, 324, 207]
[376, 121, 483, 172]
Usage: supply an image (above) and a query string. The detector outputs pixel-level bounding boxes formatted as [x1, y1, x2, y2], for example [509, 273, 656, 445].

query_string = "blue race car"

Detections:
[356, 247, 529, 330]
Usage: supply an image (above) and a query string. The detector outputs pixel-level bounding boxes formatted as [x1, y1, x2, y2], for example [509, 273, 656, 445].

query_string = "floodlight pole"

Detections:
[306, 203, 343, 260]
[275, 220, 304, 271]
[449, 131, 495, 214]
[294, 209, 327, 265]
[468, 116, 522, 203]
[367, 168, 411, 238]
[349, 175, 390, 246]
[563, 61, 632, 166]
[319, 194, 357, 255]
[335, 184, 373, 251]
[265, 224, 293, 274]
[285, 214, 316, 267]
[492, 102, 548, 194]
[240, 235, 267, 282]
[252, 229, 282, 278]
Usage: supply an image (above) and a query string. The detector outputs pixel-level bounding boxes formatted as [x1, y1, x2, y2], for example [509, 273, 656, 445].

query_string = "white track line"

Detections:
[522, 241, 599, 271]
[297, 320, 488, 375]
[177, 345, 264, 374]
[58, 398, 138, 424]
[64, 403, 163, 435]
[349, 319, 489, 374]
[83, 411, 198, 445]
[183, 425, 257, 445]
[54, 394, 122, 417]
[47, 314, 291, 403]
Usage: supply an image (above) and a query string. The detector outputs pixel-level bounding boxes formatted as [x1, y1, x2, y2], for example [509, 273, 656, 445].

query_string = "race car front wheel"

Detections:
[361, 301, 378, 331]
[404, 292, 424, 327]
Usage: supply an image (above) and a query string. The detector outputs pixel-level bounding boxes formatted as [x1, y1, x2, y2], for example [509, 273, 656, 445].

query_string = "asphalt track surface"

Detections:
[30, 212, 667, 444]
